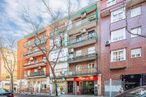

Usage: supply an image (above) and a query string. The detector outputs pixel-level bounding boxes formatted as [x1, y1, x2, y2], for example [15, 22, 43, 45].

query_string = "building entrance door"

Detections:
[80, 81, 94, 95]
[68, 81, 73, 94]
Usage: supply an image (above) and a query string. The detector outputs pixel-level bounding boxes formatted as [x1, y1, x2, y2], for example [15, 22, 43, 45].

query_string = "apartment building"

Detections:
[99, 0, 146, 96]
[48, 3, 100, 96]
[0, 48, 17, 90]
[17, 28, 50, 93]
[66, 3, 99, 95]
[49, 19, 69, 95]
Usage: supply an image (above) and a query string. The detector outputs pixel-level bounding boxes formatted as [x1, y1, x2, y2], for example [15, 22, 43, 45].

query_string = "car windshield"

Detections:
[125, 88, 146, 97]
[0, 89, 9, 94]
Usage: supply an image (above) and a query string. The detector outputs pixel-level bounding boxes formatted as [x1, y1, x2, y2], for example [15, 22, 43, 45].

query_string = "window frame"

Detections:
[111, 7, 126, 23]
[111, 49, 126, 62]
[131, 48, 142, 58]
[130, 27, 142, 38]
[111, 28, 126, 42]
[130, 6, 141, 18]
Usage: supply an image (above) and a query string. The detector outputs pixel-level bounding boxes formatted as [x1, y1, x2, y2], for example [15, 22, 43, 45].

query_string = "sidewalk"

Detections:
[16, 93, 106, 97]
[59, 95, 106, 97]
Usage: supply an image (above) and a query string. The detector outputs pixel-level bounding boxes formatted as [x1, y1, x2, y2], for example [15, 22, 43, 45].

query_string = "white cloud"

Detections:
[0, 0, 97, 39]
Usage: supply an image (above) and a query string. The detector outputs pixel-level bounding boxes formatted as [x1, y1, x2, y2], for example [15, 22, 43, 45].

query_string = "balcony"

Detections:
[24, 48, 46, 58]
[68, 14, 97, 35]
[26, 71, 46, 79]
[126, 0, 146, 8]
[50, 67, 98, 79]
[24, 39, 46, 48]
[110, 61, 127, 70]
[24, 59, 47, 69]
[68, 52, 97, 64]
[68, 35, 97, 48]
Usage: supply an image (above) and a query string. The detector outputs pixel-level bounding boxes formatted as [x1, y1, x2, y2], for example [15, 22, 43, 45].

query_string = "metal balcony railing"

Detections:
[24, 59, 47, 69]
[68, 35, 97, 46]
[50, 67, 98, 78]
[24, 38, 46, 48]
[24, 48, 46, 58]
[68, 14, 97, 32]
[26, 71, 46, 78]
[49, 14, 97, 38]
[68, 52, 97, 63]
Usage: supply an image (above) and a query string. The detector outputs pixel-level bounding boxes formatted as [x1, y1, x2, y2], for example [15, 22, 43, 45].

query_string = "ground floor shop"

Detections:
[66, 76, 98, 95]
[50, 79, 67, 95]
[17, 78, 49, 94]
[104, 73, 146, 97]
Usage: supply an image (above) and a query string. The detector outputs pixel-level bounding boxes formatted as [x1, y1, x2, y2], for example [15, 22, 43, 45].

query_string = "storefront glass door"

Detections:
[80, 81, 94, 95]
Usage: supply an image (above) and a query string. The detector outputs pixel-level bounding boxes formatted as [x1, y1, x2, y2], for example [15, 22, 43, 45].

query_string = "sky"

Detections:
[0, 0, 96, 40]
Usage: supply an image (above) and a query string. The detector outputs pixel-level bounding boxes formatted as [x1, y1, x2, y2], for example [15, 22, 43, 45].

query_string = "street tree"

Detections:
[0, 36, 17, 93]
[21, 0, 80, 96]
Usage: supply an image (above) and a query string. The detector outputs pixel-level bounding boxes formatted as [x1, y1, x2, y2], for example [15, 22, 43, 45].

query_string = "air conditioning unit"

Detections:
[105, 40, 111, 47]
[81, 29, 87, 33]
[70, 48, 74, 53]
[81, 12, 87, 18]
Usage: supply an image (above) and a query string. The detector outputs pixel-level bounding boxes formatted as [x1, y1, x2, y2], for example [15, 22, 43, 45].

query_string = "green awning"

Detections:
[70, 3, 98, 19]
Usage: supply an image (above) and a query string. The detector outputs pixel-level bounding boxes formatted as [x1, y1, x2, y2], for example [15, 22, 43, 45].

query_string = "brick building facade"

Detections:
[99, 0, 146, 96]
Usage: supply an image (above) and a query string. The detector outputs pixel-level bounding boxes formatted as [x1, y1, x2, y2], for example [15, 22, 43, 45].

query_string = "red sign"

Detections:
[74, 76, 98, 81]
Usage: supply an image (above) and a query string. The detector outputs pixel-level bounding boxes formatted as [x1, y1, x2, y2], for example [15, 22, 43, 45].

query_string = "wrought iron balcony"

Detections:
[68, 35, 97, 48]
[26, 71, 46, 79]
[50, 67, 98, 79]
[68, 14, 97, 33]
[24, 59, 47, 69]
[24, 48, 46, 58]
[68, 52, 97, 63]
[24, 39, 46, 48]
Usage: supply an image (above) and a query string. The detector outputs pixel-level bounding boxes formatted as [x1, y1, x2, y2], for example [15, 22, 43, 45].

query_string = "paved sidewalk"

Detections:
[16, 93, 106, 97]
[59, 95, 105, 97]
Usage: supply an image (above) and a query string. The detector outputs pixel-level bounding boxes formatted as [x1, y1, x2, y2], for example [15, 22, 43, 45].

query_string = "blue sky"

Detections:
[0, 0, 96, 40]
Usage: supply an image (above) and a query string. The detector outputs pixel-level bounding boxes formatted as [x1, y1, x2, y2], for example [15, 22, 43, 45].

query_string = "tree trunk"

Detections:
[51, 67, 58, 96]
[10, 74, 14, 93]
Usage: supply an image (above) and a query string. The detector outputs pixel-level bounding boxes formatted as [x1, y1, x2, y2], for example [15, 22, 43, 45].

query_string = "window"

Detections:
[131, 48, 141, 58]
[107, 0, 116, 7]
[76, 65, 81, 71]
[131, 27, 142, 38]
[131, 7, 141, 17]
[76, 35, 82, 42]
[76, 50, 82, 57]
[88, 47, 95, 54]
[111, 28, 126, 42]
[111, 7, 125, 23]
[88, 63, 95, 69]
[111, 49, 126, 62]
[88, 30, 96, 38]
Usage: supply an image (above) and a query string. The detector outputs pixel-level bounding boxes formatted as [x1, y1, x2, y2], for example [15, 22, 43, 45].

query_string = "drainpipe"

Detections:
[109, 78, 112, 97]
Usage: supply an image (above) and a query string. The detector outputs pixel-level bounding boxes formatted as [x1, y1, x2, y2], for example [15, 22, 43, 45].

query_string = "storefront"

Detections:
[122, 74, 146, 90]
[67, 76, 98, 95]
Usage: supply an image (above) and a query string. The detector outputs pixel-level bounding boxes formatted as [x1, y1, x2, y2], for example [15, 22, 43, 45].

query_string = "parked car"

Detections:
[0, 89, 14, 97]
[115, 86, 146, 97]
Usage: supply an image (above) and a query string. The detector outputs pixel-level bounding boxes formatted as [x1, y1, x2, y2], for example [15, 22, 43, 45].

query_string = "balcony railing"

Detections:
[68, 14, 97, 32]
[24, 59, 47, 69]
[26, 71, 46, 78]
[68, 52, 97, 63]
[24, 48, 46, 58]
[24, 39, 46, 48]
[68, 35, 97, 48]
[50, 67, 98, 78]
[49, 14, 97, 38]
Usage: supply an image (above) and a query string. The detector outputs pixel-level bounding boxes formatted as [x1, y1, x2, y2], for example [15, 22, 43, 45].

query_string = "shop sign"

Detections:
[74, 76, 97, 81]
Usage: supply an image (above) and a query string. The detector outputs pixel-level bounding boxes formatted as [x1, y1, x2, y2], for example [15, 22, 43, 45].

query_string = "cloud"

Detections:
[0, 0, 96, 40]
